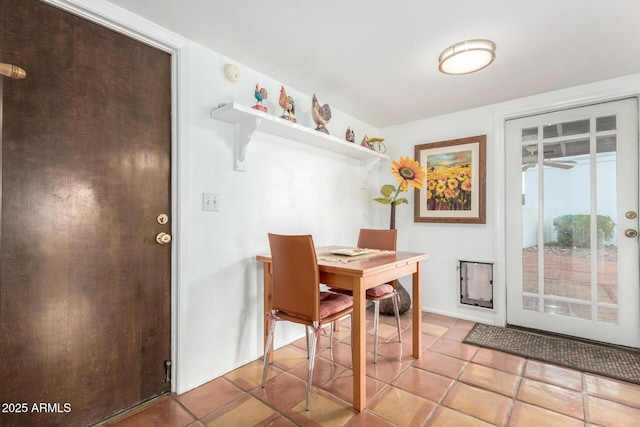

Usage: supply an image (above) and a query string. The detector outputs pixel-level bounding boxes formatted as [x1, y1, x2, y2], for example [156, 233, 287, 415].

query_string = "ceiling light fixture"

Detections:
[438, 39, 496, 75]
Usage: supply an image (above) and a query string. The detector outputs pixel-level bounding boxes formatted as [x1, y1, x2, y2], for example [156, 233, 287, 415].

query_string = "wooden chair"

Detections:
[262, 233, 353, 410]
[330, 228, 401, 363]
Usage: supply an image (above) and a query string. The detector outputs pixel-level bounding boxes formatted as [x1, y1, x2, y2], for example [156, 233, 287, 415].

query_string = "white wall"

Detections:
[381, 73, 640, 330]
[183, 47, 389, 391]
[177, 43, 384, 393]
[380, 109, 498, 324]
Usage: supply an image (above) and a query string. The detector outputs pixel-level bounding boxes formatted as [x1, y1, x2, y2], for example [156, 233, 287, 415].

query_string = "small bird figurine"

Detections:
[279, 85, 296, 122]
[345, 126, 355, 143]
[311, 94, 332, 134]
[252, 84, 268, 112]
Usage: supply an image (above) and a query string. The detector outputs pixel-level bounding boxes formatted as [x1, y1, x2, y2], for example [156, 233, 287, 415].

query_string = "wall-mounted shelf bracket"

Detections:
[233, 116, 260, 172]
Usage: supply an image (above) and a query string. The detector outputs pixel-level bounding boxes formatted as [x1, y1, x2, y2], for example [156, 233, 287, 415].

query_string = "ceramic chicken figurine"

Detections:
[252, 84, 268, 112]
[311, 94, 332, 134]
[279, 85, 296, 122]
[345, 126, 355, 143]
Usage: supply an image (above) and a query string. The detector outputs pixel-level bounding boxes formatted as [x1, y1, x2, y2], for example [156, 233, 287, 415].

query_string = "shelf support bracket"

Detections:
[360, 157, 382, 189]
[234, 117, 260, 172]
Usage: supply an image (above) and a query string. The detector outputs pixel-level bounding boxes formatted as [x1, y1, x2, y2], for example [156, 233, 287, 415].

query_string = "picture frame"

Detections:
[414, 135, 486, 224]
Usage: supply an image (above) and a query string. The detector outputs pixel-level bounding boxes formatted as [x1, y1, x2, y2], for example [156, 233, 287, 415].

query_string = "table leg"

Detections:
[263, 263, 274, 363]
[412, 261, 422, 358]
[352, 277, 366, 411]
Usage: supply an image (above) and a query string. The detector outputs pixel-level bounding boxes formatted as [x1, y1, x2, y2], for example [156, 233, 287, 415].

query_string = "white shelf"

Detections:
[211, 102, 389, 171]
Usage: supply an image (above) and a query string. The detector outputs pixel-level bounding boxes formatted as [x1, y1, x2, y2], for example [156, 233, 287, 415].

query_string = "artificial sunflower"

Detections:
[374, 156, 426, 206]
[391, 156, 426, 191]
[374, 156, 426, 229]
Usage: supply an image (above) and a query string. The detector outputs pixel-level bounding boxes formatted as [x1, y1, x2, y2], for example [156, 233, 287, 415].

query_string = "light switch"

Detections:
[203, 193, 220, 211]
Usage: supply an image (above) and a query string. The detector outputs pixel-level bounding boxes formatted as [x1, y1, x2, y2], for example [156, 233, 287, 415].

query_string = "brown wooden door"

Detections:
[0, 1, 172, 425]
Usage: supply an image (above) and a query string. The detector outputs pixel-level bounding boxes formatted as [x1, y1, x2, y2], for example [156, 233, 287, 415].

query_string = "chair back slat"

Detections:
[268, 233, 320, 321]
[357, 228, 397, 251]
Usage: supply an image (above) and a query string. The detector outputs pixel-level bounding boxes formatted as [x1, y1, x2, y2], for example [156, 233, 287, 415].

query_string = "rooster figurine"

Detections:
[311, 94, 332, 134]
[279, 85, 296, 122]
[345, 126, 355, 143]
[252, 84, 268, 112]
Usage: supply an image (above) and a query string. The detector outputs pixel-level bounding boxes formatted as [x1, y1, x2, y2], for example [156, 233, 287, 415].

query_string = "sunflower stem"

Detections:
[388, 184, 404, 229]
[390, 183, 403, 204]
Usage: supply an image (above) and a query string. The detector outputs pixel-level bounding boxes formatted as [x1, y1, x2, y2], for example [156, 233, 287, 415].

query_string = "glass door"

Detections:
[505, 98, 639, 347]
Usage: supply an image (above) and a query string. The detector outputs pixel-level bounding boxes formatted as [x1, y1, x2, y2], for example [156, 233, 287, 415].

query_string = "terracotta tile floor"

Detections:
[102, 310, 640, 426]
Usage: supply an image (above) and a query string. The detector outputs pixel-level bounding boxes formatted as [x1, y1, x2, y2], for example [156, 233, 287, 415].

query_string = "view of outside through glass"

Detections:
[520, 116, 619, 324]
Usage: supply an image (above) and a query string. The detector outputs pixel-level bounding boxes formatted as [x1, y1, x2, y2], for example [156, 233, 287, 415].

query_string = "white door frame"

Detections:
[492, 77, 640, 329]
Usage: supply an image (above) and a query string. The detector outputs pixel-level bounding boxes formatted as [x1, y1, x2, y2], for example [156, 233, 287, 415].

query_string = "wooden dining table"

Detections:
[256, 245, 429, 411]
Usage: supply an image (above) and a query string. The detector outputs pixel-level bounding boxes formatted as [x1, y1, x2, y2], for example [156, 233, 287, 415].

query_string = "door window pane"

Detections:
[596, 115, 616, 132]
[522, 143, 539, 306]
[598, 306, 618, 324]
[544, 299, 591, 319]
[596, 137, 618, 321]
[596, 135, 616, 153]
[543, 119, 590, 139]
[522, 127, 538, 142]
[523, 295, 538, 311]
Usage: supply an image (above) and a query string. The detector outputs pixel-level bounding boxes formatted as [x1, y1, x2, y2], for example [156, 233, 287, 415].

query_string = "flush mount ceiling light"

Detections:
[438, 39, 496, 75]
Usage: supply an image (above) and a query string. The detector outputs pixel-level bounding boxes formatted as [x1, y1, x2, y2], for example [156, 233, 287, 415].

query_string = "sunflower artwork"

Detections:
[425, 151, 472, 211]
[414, 135, 486, 224]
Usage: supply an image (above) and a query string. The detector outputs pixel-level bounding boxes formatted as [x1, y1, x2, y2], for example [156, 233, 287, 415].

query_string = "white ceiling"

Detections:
[106, 0, 640, 128]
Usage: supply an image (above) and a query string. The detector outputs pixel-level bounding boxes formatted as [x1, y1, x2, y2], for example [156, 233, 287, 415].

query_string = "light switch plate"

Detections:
[202, 193, 220, 211]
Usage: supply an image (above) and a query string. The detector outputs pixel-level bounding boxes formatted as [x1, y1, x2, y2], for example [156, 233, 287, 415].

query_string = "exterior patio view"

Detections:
[520, 116, 619, 324]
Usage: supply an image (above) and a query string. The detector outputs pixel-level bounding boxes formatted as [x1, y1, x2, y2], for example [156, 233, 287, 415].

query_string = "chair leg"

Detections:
[328, 322, 335, 361]
[261, 315, 277, 387]
[373, 300, 380, 364]
[305, 325, 310, 358]
[306, 322, 320, 411]
[393, 292, 402, 343]
[329, 323, 334, 350]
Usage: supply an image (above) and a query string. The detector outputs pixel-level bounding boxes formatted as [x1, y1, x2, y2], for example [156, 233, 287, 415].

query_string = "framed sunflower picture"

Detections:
[414, 135, 486, 224]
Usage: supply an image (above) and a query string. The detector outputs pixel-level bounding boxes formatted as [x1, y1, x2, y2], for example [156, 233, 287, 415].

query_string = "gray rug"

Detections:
[463, 323, 640, 384]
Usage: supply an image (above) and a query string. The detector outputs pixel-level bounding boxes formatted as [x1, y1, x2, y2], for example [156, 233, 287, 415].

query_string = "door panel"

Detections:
[506, 98, 639, 347]
[0, 0, 172, 425]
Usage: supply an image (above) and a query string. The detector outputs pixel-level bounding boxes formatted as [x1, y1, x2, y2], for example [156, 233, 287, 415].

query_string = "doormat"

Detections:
[463, 323, 640, 385]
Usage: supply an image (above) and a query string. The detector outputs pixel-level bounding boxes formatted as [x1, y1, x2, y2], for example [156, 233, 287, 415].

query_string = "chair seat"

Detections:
[319, 292, 353, 318]
[329, 283, 395, 299]
[278, 291, 353, 323]
[366, 284, 395, 298]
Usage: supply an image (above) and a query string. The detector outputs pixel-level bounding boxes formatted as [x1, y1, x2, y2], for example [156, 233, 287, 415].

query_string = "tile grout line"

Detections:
[581, 373, 592, 425]
[507, 360, 526, 427]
